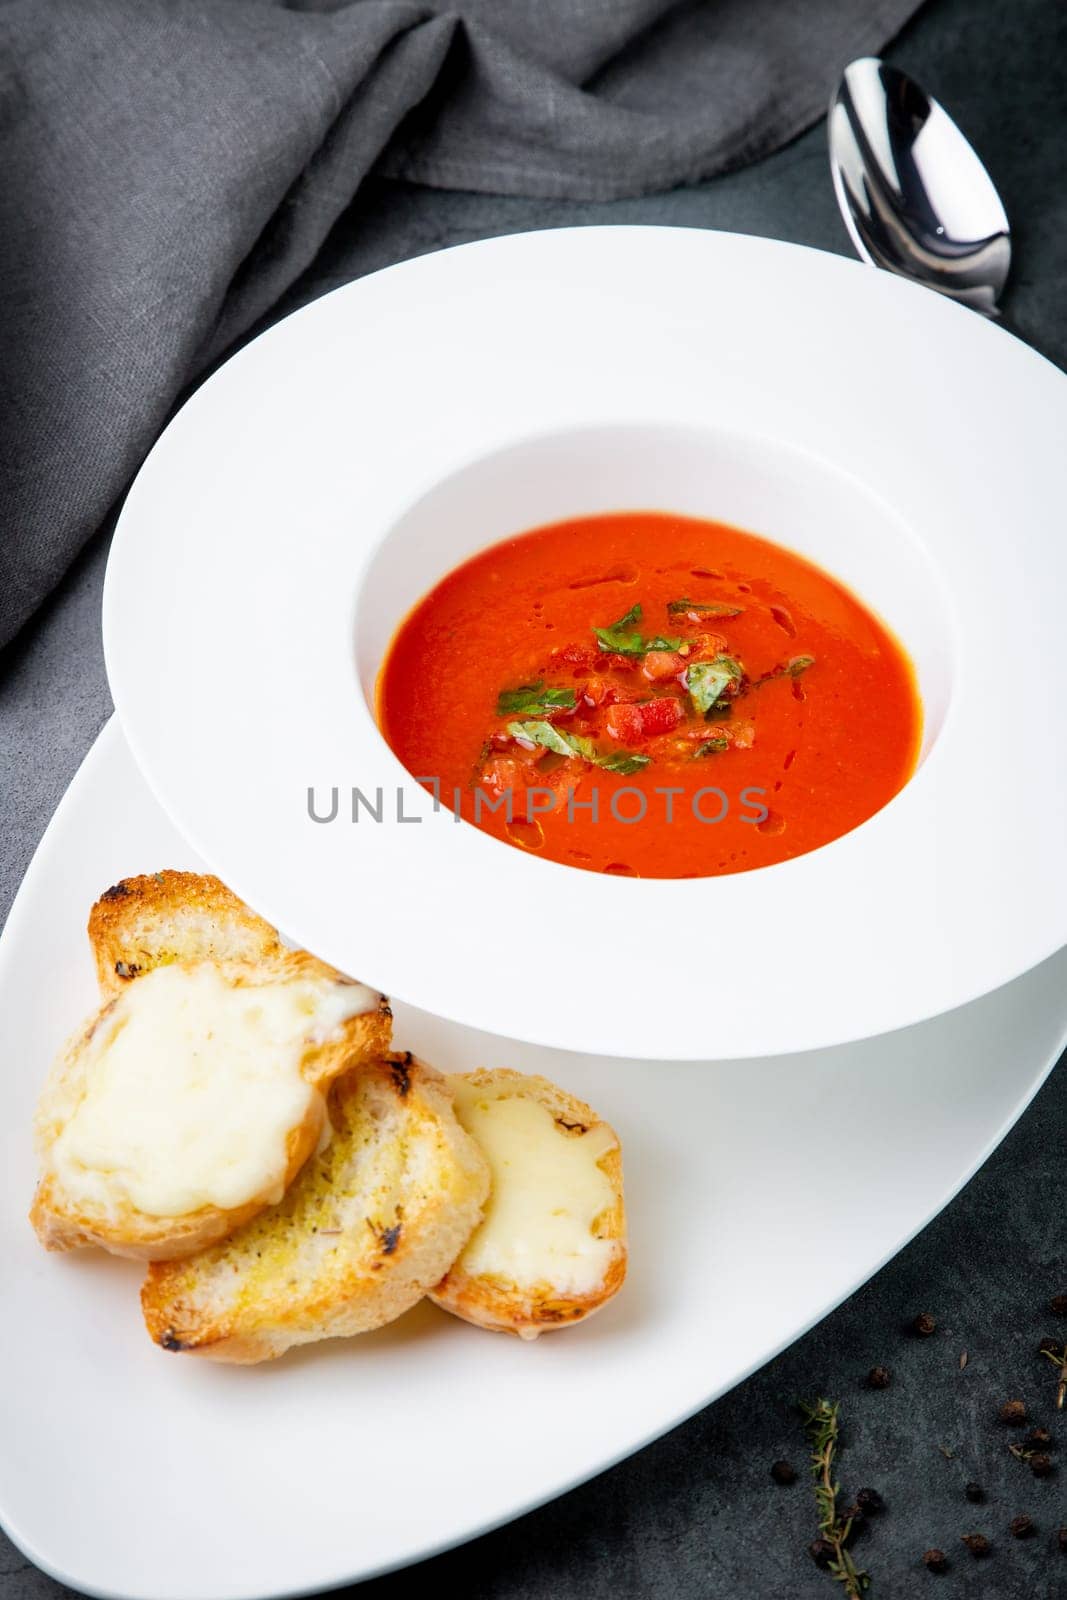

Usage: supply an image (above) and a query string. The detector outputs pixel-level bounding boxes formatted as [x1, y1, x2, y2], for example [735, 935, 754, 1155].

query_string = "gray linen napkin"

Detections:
[0, 0, 923, 649]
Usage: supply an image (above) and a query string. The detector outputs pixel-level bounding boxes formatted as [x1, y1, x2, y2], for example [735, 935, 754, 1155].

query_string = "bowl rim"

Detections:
[103, 225, 1067, 1058]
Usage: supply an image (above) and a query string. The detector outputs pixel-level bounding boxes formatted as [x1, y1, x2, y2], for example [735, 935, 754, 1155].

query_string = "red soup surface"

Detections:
[377, 512, 922, 879]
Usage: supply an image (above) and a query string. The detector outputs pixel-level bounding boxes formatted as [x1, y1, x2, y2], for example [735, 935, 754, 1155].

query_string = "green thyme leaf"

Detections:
[692, 733, 729, 757]
[495, 680, 577, 717]
[667, 596, 745, 618]
[686, 655, 743, 716]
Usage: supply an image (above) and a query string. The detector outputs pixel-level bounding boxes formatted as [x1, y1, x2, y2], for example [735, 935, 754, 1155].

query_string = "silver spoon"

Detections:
[829, 57, 1010, 316]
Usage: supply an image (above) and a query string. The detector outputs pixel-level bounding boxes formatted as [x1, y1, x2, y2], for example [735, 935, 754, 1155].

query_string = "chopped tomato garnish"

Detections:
[479, 756, 526, 795]
[606, 696, 685, 745]
[507, 734, 548, 762]
[553, 642, 594, 668]
[533, 759, 587, 802]
[688, 632, 729, 660]
[580, 674, 641, 709]
[641, 650, 687, 683]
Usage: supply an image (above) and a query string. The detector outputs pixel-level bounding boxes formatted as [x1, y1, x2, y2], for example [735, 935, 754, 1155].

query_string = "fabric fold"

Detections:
[0, 0, 923, 648]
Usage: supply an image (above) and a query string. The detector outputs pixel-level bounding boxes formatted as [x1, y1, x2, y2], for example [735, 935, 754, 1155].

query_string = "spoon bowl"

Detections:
[829, 57, 1010, 314]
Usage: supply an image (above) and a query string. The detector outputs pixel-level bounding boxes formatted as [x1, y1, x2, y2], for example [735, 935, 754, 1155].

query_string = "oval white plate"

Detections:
[103, 227, 1067, 1059]
[2, 718, 1066, 1600]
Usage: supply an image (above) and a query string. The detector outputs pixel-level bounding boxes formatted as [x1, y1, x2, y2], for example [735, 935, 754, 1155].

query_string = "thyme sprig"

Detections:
[1040, 1340, 1067, 1410]
[799, 1399, 871, 1597]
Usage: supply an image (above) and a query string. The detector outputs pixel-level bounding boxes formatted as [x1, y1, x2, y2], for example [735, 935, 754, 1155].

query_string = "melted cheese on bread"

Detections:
[50, 964, 378, 1217]
[447, 1074, 618, 1296]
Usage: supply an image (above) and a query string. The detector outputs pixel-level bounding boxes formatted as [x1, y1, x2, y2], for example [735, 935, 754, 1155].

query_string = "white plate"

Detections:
[102, 226, 1067, 1060]
[1, 717, 1066, 1600]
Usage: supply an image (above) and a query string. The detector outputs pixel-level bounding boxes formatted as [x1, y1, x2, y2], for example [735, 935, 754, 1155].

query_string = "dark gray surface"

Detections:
[3, 0, 1067, 1593]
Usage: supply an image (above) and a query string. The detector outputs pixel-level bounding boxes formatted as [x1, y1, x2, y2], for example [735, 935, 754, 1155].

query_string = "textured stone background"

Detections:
[3, 0, 1067, 1593]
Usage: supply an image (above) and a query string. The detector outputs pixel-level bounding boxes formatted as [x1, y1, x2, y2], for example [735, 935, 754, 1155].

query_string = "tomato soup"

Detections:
[377, 512, 921, 878]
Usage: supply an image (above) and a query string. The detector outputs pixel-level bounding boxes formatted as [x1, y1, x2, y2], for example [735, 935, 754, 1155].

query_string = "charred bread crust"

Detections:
[89, 871, 282, 999]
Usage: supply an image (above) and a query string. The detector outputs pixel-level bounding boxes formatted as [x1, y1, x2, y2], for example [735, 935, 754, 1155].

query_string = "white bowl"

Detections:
[103, 226, 1067, 1059]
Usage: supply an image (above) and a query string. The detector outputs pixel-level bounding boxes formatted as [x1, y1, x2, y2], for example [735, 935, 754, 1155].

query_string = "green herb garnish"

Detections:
[692, 733, 729, 758]
[596, 750, 652, 776]
[756, 654, 816, 686]
[507, 720, 651, 776]
[507, 720, 591, 759]
[799, 1398, 870, 1597]
[495, 680, 577, 717]
[686, 655, 743, 716]
[667, 596, 745, 619]
[593, 603, 683, 656]
[593, 602, 645, 654]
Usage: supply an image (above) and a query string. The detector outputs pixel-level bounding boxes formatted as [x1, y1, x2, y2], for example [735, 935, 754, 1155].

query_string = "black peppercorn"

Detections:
[922, 1548, 948, 1572]
[1031, 1453, 1054, 1478]
[999, 1399, 1027, 1424]
[1058, 1525, 1067, 1552]
[965, 1482, 985, 1503]
[1050, 1294, 1067, 1317]
[1009, 1514, 1035, 1539]
[856, 1487, 883, 1513]
[961, 1533, 991, 1558]
[1027, 1426, 1053, 1449]
[868, 1364, 892, 1389]
[809, 1537, 835, 1568]
[913, 1312, 937, 1337]
[770, 1460, 796, 1485]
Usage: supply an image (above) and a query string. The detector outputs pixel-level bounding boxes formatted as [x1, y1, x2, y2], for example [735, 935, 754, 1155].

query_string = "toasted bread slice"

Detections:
[429, 1069, 626, 1339]
[31, 873, 391, 1261]
[89, 871, 283, 999]
[141, 1054, 490, 1363]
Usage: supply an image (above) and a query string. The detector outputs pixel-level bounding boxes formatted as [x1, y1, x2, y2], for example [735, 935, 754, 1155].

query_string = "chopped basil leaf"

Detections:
[693, 733, 730, 757]
[495, 680, 577, 717]
[568, 737, 598, 762]
[755, 654, 816, 687]
[507, 719, 582, 757]
[593, 603, 646, 655]
[507, 720, 651, 775]
[593, 602, 682, 656]
[596, 750, 652, 776]
[686, 655, 743, 716]
[786, 654, 816, 677]
[667, 596, 745, 618]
